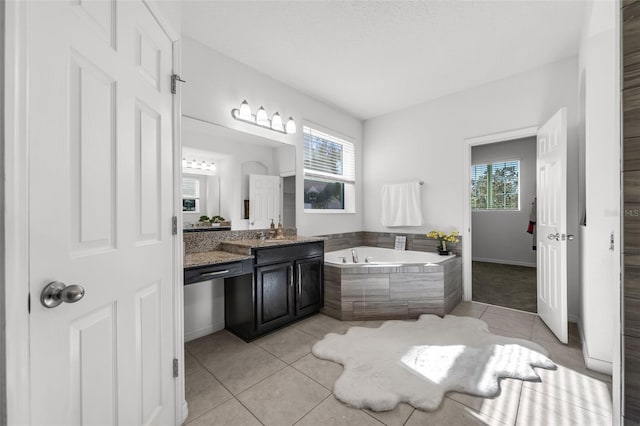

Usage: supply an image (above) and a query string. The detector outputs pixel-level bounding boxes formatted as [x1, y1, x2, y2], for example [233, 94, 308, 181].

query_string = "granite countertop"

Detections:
[184, 250, 253, 269]
[221, 236, 325, 255]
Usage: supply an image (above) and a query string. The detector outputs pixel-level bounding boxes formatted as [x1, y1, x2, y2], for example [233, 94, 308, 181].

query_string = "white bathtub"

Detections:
[324, 246, 455, 266]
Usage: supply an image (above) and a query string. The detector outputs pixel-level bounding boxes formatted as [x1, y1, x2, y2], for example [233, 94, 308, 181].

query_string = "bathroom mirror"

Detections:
[182, 116, 296, 230]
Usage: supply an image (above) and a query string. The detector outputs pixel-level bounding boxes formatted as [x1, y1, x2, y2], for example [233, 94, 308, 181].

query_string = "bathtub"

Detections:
[322, 246, 462, 321]
[325, 246, 455, 266]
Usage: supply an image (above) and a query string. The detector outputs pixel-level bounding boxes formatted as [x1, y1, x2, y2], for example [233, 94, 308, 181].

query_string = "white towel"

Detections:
[380, 182, 423, 227]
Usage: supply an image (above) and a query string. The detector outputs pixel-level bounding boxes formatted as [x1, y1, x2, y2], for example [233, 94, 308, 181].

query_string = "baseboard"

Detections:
[182, 400, 189, 425]
[577, 320, 613, 375]
[184, 321, 225, 342]
[472, 257, 536, 268]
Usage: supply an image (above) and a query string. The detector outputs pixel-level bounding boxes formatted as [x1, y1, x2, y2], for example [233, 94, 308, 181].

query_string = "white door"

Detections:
[28, 1, 176, 424]
[249, 174, 281, 229]
[537, 108, 569, 344]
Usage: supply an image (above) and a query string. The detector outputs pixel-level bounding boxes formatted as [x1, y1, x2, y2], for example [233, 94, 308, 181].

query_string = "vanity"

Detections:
[184, 235, 324, 341]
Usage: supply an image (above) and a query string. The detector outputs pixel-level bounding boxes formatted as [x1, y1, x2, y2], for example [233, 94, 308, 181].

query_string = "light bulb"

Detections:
[256, 106, 269, 126]
[239, 100, 251, 120]
[285, 117, 297, 134]
[271, 113, 283, 131]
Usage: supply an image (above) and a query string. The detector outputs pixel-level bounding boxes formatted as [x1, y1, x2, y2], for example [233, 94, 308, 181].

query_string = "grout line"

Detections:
[233, 396, 267, 426]
[292, 393, 333, 425]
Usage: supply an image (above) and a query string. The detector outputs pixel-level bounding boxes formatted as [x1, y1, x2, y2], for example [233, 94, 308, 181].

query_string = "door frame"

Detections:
[2, 2, 184, 424]
[462, 126, 539, 302]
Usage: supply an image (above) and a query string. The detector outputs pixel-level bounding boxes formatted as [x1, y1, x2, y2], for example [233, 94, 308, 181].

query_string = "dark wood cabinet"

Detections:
[255, 261, 295, 334]
[225, 241, 324, 341]
[295, 257, 323, 317]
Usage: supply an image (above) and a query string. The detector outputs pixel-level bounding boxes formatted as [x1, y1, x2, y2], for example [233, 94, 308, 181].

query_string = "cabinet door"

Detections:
[256, 261, 295, 333]
[295, 257, 323, 317]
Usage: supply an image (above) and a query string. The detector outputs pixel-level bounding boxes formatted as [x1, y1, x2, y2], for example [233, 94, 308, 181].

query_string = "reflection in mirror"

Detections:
[182, 116, 296, 231]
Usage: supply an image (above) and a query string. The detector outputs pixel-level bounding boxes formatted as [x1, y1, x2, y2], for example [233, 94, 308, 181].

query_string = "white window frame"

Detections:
[471, 159, 521, 211]
[302, 125, 356, 213]
[182, 174, 209, 220]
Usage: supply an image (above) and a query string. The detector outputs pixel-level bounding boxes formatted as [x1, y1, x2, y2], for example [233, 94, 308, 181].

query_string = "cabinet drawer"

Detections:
[184, 259, 252, 285]
[254, 242, 324, 265]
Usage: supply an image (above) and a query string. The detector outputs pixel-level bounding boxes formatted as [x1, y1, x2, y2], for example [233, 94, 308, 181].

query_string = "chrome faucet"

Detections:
[351, 248, 359, 263]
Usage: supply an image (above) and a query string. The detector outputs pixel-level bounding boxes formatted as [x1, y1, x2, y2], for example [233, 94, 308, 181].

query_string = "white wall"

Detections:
[182, 36, 363, 236]
[577, 0, 619, 372]
[183, 280, 225, 342]
[363, 57, 581, 319]
[472, 137, 537, 267]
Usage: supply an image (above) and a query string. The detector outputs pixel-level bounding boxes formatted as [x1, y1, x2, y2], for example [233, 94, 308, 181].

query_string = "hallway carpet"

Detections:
[472, 261, 537, 313]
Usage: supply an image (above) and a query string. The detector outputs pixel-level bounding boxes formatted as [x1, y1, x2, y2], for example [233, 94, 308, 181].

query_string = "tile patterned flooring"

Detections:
[184, 302, 613, 425]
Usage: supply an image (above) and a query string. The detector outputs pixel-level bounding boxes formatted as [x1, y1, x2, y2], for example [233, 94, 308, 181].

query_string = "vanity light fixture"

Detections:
[231, 100, 297, 134]
[182, 158, 215, 172]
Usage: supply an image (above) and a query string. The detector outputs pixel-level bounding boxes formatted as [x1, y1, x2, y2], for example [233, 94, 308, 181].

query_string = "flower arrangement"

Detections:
[426, 230, 460, 254]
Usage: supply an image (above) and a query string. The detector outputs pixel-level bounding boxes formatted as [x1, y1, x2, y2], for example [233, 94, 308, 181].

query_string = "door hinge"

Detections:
[173, 358, 179, 378]
[171, 74, 186, 95]
[172, 216, 178, 235]
[28, 292, 31, 314]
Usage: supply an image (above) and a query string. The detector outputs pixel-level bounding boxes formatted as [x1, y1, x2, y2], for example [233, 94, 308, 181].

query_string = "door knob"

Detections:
[40, 281, 85, 308]
[547, 233, 560, 241]
[566, 234, 575, 241]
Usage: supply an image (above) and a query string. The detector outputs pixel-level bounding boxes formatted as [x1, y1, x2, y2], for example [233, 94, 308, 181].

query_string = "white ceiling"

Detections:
[181, 1, 586, 120]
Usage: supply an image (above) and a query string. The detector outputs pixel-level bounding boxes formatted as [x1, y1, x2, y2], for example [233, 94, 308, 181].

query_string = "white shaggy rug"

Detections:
[312, 315, 555, 412]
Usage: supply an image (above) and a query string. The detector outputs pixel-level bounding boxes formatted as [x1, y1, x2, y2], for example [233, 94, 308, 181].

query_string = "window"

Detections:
[303, 126, 355, 211]
[182, 176, 201, 213]
[471, 160, 520, 210]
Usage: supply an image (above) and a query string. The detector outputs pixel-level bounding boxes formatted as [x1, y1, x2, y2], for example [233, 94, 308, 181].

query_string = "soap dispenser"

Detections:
[269, 219, 276, 239]
[276, 215, 284, 239]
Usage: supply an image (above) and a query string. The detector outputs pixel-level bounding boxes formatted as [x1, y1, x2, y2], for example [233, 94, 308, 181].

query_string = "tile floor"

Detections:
[184, 302, 613, 426]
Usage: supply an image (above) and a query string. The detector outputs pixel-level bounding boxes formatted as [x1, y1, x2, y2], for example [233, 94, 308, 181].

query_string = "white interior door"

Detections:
[28, 1, 176, 424]
[537, 108, 569, 344]
[249, 174, 281, 229]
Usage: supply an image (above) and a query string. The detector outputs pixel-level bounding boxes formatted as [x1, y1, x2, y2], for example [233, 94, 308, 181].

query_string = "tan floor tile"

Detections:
[450, 301, 488, 318]
[237, 366, 330, 426]
[488, 326, 534, 342]
[293, 314, 351, 338]
[523, 366, 613, 417]
[516, 385, 612, 426]
[185, 351, 205, 376]
[448, 378, 523, 426]
[186, 398, 261, 426]
[254, 327, 318, 364]
[292, 353, 344, 390]
[295, 396, 384, 426]
[484, 305, 537, 322]
[203, 344, 286, 394]
[480, 311, 535, 339]
[185, 370, 233, 423]
[538, 340, 612, 382]
[405, 397, 509, 425]
[187, 330, 246, 363]
[531, 317, 580, 348]
[364, 402, 414, 426]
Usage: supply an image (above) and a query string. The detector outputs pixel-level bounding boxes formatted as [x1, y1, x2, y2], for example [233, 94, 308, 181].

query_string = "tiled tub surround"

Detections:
[323, 251, 462, 321]
[319, 231, 461, 255]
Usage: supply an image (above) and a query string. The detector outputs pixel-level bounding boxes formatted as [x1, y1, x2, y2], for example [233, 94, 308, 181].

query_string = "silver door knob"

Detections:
[41, 281, 85, 308]
[547, 233, 560, 241]
[566, 234, 575, 241]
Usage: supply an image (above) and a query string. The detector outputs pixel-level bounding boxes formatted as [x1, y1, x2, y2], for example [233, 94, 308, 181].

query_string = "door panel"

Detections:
[537, 107, 569, 344]
[249, 174, 281, 229]
[296, 257, 324, 317]
[256, 262, 295, 332]
[28, 1, 175, 424]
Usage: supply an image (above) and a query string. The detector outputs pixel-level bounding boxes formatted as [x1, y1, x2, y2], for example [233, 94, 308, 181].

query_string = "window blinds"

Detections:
[303, 126, 355, 183]
[182, 176, 200, 198]
[471, 160, 520, 210]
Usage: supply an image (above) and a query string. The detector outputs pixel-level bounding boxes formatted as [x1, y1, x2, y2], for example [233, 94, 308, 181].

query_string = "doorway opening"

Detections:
[470, 137, 537, 313]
